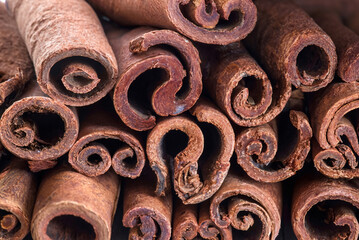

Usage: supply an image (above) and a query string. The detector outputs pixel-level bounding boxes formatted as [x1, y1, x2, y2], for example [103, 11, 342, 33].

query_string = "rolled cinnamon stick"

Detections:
[87, 0, 257, 45]
[31, 164, 120, 240]
[147, 98, 234, 204]
[210, 169, 282, 240]
[107, 26, 202, 131]
[68, 103, 145, 177]
[0, 81, 79, 172]
[0, 158, 38, 240]
[122, 171, 172, 240]
[244, 0, 337, 92]
[0, 2, 33, 108]
[292, 174, 359, 239]
[6, 0, 118, 106]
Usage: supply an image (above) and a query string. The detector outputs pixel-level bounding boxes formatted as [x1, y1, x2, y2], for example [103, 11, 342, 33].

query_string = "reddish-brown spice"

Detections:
[107, 26, 202, 131]
[0, 81, 79, 172]
[210, 169, 282, 240]
[292, 174, 359, 240]
[147, 98, 234, 204]
[244, 0, 337, 92]
[31, 164, 120, 240]
[87, 0, 257, 45]
[6, 0, 118, 106]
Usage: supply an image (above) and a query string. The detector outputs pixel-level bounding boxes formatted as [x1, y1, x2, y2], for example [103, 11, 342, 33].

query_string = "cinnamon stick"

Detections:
[146, 98, 234, 204]
[0, 81, 79, 172]
[244, 0, 337, 92]
[107, 26, 202, 131]
[210, 169, 282, 240]
[6, 0, 118, 106]
[87, 0, 257, 45]
[31, 164, 120, 240]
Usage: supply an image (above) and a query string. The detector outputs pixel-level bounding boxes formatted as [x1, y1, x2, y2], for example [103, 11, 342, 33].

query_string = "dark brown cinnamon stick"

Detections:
[0, 81, 79, 172]
[6, 0, 118, 106]
[87, 0, 257, 45]
[107, 26, 202, 131]
[244, 0, 337, 92]
[31, 164, 120, 240]
[146, 98, 234, 204]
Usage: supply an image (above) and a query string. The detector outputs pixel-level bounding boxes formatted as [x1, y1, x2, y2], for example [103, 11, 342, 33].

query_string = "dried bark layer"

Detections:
[87, 0, 257, 45]
[146, 98, 234, 204]
[292, 175, 359, 240]
[0, 81, 79, 172]
[0, 159, 38, 240]
[311, 82, 359, 178]
[123, 172, 172, 240]
[210, 170, 282, 240]
[68, 105, 145, 177]
[244, 0, 337, 92]
[108, 27, 202, 131]
[7, 0, 118, 106]
[0, 3, 34, 107]
[31, 165, 120, 240]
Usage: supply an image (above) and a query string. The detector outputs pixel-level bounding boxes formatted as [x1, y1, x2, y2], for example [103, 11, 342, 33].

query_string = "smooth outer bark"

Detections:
[292, 175, 359, 240]
[210, 170, 282, 240]
[31, 164, 120, 240]
[6, 0, 118, 106]
[87, 0, 257, 45]
[245, 0, 337, 92]
[0, 3, 34, 108]
[68, 105, 145, 178]
[146, 98, 234, 204]
[122, 172, 172, 240]
[312, 11, 359, 83]
[108, 26, 202, 131]
[347, 14, 359, 36]
[311, 82, 359, 179]
[0, 159, 38, 240]
[0, 81, 79, 172]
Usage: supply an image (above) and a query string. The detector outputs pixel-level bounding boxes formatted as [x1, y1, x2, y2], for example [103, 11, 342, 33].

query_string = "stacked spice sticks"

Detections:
[2, 0, 359, 239]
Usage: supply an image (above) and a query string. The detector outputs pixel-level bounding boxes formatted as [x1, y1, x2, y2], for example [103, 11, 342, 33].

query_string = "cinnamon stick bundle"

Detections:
[6, 0, 118, 106]
[0, 158, 38, 240]
[147, 98, 234, 204]
[68, 103, 145, 177]
[210, 169, 282, 240]
[87, 0, 257, 45]
[0, 2, 33, 108]
[244, 0, 337, 92]
[31, 164, 120, 240]
[0, 81, 79, 172]
[292, 174, 359, 239]
[107, 26, 202, 131]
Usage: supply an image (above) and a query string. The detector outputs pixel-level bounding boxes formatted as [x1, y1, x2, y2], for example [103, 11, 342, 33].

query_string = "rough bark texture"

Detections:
[107, 26, 202, 131]
[292, 174, 359, 240]
[146, 98, 234, 204]
[0, 81, 79, 172]
[87, 0, 257, 45]
[31, 164, 120, 240]
[245, 0, 337, 92]
[6, 0, 118, 106]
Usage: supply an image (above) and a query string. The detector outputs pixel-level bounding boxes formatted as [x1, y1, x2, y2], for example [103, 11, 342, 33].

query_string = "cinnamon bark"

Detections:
[244, 0, 337, 92]
[0, 81, 79, 172]
[6, 0, 118, 106]
[210, 169, 282, 240]
[0, 3, 34, 108]
[87, 0, 257, 45]
[146, 98, 234, 204]
[108, 26, 202, 131]
[122, 171, 172, 240]
[292, 174, 359, 240]
[0, 158, 38, 240]
[68, 104, 145, 177]
[31, 164, 120, 240]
